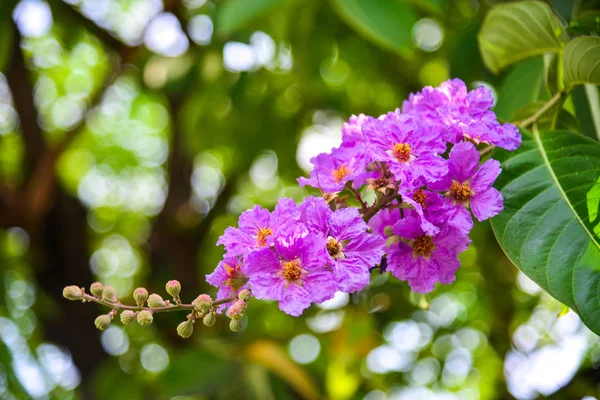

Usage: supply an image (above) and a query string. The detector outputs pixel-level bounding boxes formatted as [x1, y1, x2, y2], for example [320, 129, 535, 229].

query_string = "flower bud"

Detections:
[147, 293, 166, 308]
[102, 285, 116, 301]
[63, 286, 83, 301]
[383, 225, 394, 237]
[137, 310, 153, 326]
[90, 282, 104, 298]
[165, 280, 181, 302]
[386, 235, 400, 246]
[193, 294, 212, 314]
[227, 299, 247, 320]
[177, 319, 194, 338]
[133, 287, 148, 308]
[227, 270, 249, 291]
[229, 318, 243, 332]
[238, 289, 251, 302]
[120, 310, 137, 325]
[95, 314, 112, 331]
[203, 312, 216, 327]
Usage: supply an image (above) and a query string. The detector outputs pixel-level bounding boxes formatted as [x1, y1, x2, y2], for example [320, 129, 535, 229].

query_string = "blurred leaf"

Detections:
[563, 36, 600, 87]
[245, 339, 320, 400]
[93, 360, 145, 400]
[478, 0, 567, 73]
[159, 349, 237, 397]
[326, 359, 358, 400]
[569, 10, 600, 36]
[544, 52, 561, 95]
[491, 128, 600, 335]
[216, 0, 288, 36]
[330, 0, 417, 55]
[572, 84, 600, 140]
[494, 57, 545, 121]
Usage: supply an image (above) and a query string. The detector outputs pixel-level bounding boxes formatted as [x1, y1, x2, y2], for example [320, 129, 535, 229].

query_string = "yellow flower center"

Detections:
[412, 235, 435, 257]
[413, 189, 427, 208]
[256, 227, 273, 247]
[282, 259, 302, 282]
[326, 237, 341, 258]
[450, 180, 474, 202]
[392, 143, 412, 162]
[332, 164, 351, 183]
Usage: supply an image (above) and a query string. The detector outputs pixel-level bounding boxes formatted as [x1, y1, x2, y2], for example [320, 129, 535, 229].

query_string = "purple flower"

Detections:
[341, 114, 368, 148]
[402, 78, 521, 150]
[217, 198, 299, 257]
[430, 141, 503, 226]
[297, 145, 369, 193]
[206, 256, 249, 312]
[387, 211, 470, 293]
[246, 227, 336, 316]
[298, 196, 332, 234]
[368, 206, 400, 239]
[400, 186, 448, 236]
[362, 112, 448, 184]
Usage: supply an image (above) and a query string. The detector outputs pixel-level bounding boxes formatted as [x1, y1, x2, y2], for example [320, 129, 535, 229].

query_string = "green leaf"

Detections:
[511, 101, 580, 132]
[569, 11, 600, 36]
[491, 128, 600, 335]
[563, 36, 600, 87]
[330, 0, 417, 55]
[216, 0, 288, 37]
[494, 57, 545, 121]
[572, 84, 600, 140]
[478, 0, 568, 73]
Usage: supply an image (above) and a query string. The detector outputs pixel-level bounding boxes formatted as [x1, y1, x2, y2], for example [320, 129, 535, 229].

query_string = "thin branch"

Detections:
[517, 91, 564, 128]
[479, 145, 495, 157]
[82, 294, 238, 314]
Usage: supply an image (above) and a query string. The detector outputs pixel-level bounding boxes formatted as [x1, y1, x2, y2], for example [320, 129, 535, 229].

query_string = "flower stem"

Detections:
[82, 294, 237, 314]
[517, 91, 564, 128]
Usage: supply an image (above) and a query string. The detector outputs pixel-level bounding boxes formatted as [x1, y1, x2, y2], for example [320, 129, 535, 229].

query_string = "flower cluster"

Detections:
[209, 79, 519, 314]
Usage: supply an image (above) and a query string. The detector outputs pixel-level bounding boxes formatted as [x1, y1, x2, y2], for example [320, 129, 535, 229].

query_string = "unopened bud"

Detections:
[227, 299, 247, 320]
[137, 310, 153, 326]
[90, 282, 104, 298]
[94, 314, 112, 331]
[165, 280, 181, 301]
[227, 270, 249, 291]
[120, 310, 137, 325]
[386, 235, 400, 246]
[133, 287, 148, 308]
[177, 319, 194, 338]
[238, 289, 251, 302]
[102, 285, 116, 301]
[147, 293, 166, 308]
[383, 225, 394, 237]
[229, 318, 243, 332]
[193, 294, 212, 314]
[63, 286, 83, 301]
[203, 312, 216, 327]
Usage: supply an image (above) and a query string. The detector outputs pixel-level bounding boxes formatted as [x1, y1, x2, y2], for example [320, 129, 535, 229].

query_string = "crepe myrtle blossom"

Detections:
[299, 197, 385, 292]
[387, 211, 470, 293]
[206, 256, 249, 312]
[217, 198, 299, 257]
[362, 112, 448, 184]
[246, 226, 337, 316]
[402, 78, 521, 150]
[430, 141, 503, 228]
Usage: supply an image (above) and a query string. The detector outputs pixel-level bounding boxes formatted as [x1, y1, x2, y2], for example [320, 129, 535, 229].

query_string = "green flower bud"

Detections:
[147, 293, 166, 308]
[383, 225, 394, 237]
[137, 310, 153, 326]
[165, 280, 181, 301]
[229, 318, 243, 332]
[133, 287, 148, 308]
[120, 310, 137, 325]
[95, 314, 112, 331]
[102, 285, 116, 301]
[238, 289, 251, 302]
[63, 286, 83, 301]
[90, 282, 104, 298]
[192, 294, 212, 314]
[176, 319, 194, 338]
[227, 300, 247, 320]
[203, 312, 216, 327]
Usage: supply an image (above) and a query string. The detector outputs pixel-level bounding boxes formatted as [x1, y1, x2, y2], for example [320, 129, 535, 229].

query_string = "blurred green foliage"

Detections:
[1, 0, 600, 399]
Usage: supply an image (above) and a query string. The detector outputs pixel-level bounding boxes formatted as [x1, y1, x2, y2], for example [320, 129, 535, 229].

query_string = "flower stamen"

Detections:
[255, 227, 273, 247]
[332, 164, 351, 183]
[413, 189, 427, 208]
[282, 259, 302, 282]
[392, 143, 412, 162]
[412, 235, 435, 258]
[450, 181, 474, 203]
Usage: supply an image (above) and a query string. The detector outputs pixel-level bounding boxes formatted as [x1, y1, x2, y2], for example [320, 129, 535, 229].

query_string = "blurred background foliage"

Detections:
[1, 0, 600, 399]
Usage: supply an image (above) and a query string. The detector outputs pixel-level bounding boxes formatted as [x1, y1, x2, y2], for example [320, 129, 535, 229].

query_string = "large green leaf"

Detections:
[491, 128, 600, 334]
[494, 56, 545, 121]
[330, 0, 417, 55]
[563, 36, 600, 87]
[572, 84, 600, 140]
[216, 0, 288, 37]
[478, 0, 568, 73]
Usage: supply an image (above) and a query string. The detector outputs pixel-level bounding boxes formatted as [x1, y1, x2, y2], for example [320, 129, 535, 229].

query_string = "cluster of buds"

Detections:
[63, 280, 252, 337]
